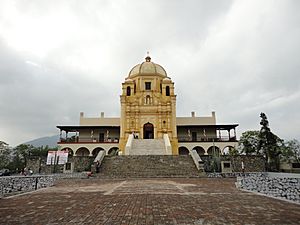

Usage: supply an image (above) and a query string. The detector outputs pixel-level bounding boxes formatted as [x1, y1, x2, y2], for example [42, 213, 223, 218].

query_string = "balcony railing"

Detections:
[178, 136, 237, 142]
[58, 137, 119, 144]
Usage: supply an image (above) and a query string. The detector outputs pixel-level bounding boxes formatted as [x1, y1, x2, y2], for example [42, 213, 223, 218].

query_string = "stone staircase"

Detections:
[97, 155, 205, 178]
[130, 139, 165, 155]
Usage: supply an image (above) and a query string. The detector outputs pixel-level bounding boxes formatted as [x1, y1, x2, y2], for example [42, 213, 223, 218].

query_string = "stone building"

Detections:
[57, 55, 238, 158]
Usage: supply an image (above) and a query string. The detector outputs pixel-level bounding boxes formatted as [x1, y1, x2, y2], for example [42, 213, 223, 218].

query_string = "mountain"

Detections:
[24, 135, 59, 148]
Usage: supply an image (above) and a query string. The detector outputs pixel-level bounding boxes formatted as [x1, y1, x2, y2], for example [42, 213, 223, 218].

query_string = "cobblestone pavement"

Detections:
[1, 178, 300, 225]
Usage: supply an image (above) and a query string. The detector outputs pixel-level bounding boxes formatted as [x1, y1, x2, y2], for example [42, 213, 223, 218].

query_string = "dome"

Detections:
[128, 56, 167, 78]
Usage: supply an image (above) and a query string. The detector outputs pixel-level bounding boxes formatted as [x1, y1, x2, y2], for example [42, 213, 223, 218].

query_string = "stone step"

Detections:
[130, 139, 165, 155]
[97, 155, 205, 178]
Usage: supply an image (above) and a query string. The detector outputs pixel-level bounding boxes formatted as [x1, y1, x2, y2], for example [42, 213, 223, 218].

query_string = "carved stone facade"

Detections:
[119, 56, 178, 154]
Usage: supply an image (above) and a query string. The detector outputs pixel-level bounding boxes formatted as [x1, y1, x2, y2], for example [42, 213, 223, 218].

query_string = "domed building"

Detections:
[119, 55, 178, 154]
[57, 55, 238, 160]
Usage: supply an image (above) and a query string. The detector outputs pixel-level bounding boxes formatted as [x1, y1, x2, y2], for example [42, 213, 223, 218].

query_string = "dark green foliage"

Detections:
[281, 139, 300, 163]
[238, 130, 260, 155]
[0, 141, 11, 169]
[201, 155, 221, 173]
[257, 113, 283, 171]
[0, 142, 58, 173]
[228, 147, 239, 156]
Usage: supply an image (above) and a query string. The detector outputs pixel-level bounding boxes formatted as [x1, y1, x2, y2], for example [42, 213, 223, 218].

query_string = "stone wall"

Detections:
[236, 173, 300, 203]
[0, 173, 90, 197]
[225, 155, 266, 172]
[26, 156, 64, 174]
[26, 156, 94, 174]
[0, 175, 56, 197]
[72, 156, 94, 172]
[200, 155, 266, 173]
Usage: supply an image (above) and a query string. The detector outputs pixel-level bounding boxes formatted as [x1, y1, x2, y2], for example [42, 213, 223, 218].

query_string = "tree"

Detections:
[229, 147, 239, 156]
[31, 145, 51, 157]
[257, 112, 282, 171]
[0, 141, 12, 169]
[238, 130, 260, 155]
[0, 140, 8, 151]
[281, 139, 300, 163]
[13, 144, 36, 167]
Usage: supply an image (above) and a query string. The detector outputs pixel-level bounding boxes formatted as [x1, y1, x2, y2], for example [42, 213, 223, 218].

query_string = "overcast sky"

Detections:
[0, 0, 299, 146]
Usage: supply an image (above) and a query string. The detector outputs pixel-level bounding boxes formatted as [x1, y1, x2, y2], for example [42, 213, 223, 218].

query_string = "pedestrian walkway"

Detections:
[0, 178, 299, 224]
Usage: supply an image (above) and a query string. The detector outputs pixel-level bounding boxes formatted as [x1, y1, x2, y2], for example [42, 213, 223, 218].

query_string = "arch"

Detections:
[193, 146, 205, 156]
[143, 122, 154, 139]
[61, 147, 74, 156]
[76, 147, 90, 156]
[222, 146, 235, 155]
[108, 147, 119, 156]
[126, 86, 131, 96]
[166, 86, 170, 96]
[92, 147, 105, 157]
[207, 146, 221, 156]
[178, 146, 189, 155]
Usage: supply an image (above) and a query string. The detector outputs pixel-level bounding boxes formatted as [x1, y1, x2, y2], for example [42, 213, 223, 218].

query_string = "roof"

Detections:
[56, 125, 120, 132]
[57, 124, 238, 132]
[127, 56, 167, 78]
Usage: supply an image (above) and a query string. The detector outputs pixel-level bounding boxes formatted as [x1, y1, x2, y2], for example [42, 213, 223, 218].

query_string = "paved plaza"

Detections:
[0, 178, 300, 225]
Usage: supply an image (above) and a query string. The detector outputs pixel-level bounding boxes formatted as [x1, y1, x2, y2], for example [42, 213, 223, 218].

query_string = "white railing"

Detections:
[94, 150, 106, 164]
[163, 134, 172, 155]
[125, 134, 134, 155]
[190, 149, 204, 171]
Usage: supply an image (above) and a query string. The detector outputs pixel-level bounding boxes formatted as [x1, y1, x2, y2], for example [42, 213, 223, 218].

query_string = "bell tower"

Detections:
[119, 55, 178, 154]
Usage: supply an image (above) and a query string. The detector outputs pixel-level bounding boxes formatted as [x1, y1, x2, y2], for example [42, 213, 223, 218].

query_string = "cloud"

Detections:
[172, 1, 300, 139]
[0, 40, 113, 145]
[0, 0, 299, 146]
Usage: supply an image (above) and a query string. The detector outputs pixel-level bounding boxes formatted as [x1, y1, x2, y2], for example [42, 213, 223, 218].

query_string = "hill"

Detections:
[24, 135, 59, 148]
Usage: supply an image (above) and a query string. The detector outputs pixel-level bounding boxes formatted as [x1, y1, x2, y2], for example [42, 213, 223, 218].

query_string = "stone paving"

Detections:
[0, 178, 300, 225]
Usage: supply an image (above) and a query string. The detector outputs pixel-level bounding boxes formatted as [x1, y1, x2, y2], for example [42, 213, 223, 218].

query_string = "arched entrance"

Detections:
[143, 122, 154, 139]
[207, 146, 221, 157]
[76, 147, 90, 156]
[108, 147, 119, 156]
[178, 146, 189, 155]
[92, 147, 105, 157]
[193, 146, 205, 156]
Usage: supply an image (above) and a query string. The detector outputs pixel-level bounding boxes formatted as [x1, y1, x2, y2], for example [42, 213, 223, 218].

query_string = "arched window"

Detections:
[166, 86, 170, 96]
[126, 86, 131, 96]
[145, 95, 151, 104]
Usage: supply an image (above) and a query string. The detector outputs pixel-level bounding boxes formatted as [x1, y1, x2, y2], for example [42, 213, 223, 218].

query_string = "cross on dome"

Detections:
[145, 51, 151, 62]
